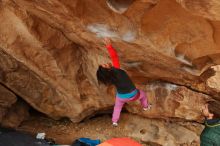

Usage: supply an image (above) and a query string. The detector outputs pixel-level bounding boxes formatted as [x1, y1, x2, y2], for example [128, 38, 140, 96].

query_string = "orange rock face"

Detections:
[0, 85, 17, 122]
[0, 0, 220, 144]
[176, 0, 220, 21]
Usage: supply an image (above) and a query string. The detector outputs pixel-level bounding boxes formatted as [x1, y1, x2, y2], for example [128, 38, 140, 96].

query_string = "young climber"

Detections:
[200, 101, 220, 146]
[96, 38, 151, 126]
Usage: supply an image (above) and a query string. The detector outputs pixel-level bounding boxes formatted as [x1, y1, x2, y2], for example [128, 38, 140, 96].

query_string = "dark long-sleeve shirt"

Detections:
[106, 45, 136, 95]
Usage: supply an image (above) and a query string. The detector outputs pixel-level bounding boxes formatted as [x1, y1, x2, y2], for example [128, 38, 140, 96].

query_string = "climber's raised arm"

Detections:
[104, 38, 120, 69]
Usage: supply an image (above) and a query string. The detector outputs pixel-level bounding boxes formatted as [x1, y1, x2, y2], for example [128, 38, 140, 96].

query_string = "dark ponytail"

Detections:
[96, 66, 116, 85]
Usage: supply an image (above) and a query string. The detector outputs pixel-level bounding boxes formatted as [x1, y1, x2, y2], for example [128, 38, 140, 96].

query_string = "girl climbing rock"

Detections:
[96, 38, 151, 126]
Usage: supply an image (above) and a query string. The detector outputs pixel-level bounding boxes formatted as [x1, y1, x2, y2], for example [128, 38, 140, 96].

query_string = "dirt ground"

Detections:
[16, 111, 202, 146]
[17, 113, 135, 145]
